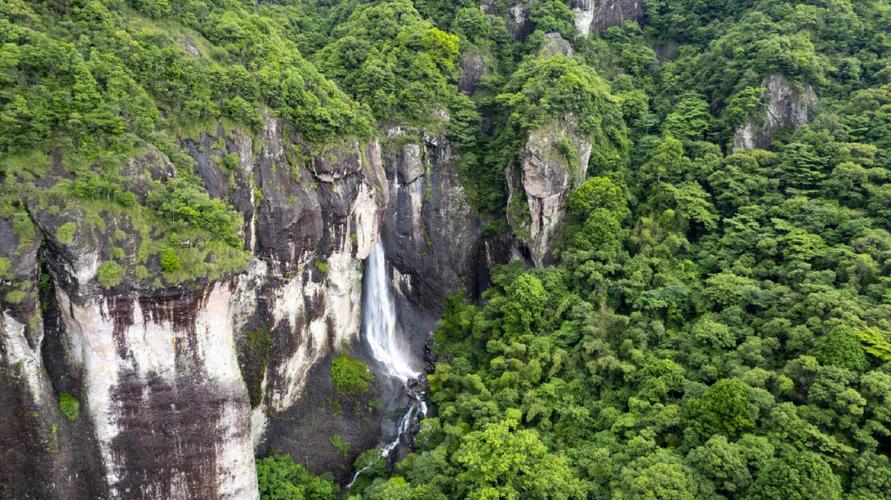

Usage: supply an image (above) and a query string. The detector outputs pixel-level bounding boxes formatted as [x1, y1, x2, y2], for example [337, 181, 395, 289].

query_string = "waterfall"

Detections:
[348, 241, 426, 489]
[363, 242, 418, 380]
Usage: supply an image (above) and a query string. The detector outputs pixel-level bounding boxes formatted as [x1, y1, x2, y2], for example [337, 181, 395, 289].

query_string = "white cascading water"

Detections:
[363, 242, 418, 380]
[348, 241, 426, 488]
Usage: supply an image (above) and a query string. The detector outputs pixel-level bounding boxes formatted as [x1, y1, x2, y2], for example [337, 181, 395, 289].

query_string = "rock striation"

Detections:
[569, 0, 644, 36]
[0, 112, 494, 497]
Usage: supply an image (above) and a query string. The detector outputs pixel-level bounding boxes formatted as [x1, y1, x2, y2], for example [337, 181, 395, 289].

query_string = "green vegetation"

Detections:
[314, 260, 329, 274]
[2, 1, 890, 498]
[256, 454, 337, 500]
[58, 393, 79, 422]
[55, 222, 77, 246]
[344, 1, 891, 498]
[330, 354, 372, 395]
[96, 261, 124, 288]
[329, 435, 349, 457]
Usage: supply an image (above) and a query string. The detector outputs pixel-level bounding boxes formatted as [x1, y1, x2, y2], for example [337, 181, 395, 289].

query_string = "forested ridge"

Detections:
[2, 0, 890, 499]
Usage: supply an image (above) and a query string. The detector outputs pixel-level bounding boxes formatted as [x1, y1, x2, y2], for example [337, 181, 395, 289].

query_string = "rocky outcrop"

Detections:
[570, 0, 644, 36]
[732, 74, 818, 151]
[507, 118, 592, 266]
[459, 52, 486, 94]
[540, 33, 573, 57]
[380, 128, 484, 348]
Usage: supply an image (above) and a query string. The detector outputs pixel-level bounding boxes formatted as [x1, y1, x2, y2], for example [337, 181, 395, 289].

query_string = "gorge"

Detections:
[3, 0, 890, 499]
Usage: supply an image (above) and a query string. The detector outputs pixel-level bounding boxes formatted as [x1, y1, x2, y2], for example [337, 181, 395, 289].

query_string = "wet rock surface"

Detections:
[0, 108, 499, 496]
[569, 0, 644, 36]
[379, 129, 484, 351]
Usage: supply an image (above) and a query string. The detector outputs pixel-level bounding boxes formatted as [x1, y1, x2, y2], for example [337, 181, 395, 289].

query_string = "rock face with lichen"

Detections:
[733, 74, 818, 151]
[570, 0, 644, 36]
[506, 118, 592, 266]
[0, 110, 493, 496]
[0, 115, 390, 498]
[379, 128, 484, 345]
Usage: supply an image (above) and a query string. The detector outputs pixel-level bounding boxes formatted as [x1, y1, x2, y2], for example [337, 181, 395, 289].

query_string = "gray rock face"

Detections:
[732, 74, 818, 151]
[380, 128, 484, 349]
[0, 115, 390, 498]
[0, 109, 492, 496]
[507, 119, 592, 266]
[540, 33, 574, 57]
[569, 0, 644, 36]
[459, 52, 486, 94]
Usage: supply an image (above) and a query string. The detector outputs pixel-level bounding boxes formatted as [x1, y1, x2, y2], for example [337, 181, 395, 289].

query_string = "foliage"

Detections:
[330, 354, 372, 395]
[55, 222, 77, 246]
[329, 435, 349, 457]
[96, 261, 124, 288]
[497, 55, 629, 170]
[316, 0, 459, 127]
[3, 1, 891, 498]
[256, 454, 337, 500]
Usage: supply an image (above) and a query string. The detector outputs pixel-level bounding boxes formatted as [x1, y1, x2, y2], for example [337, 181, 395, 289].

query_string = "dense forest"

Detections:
[2, 0, 890, 499]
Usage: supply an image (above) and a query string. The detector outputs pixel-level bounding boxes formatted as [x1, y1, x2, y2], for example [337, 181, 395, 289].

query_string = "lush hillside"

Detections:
[347, 1, 891, 499]
[2, 0, 890, 499]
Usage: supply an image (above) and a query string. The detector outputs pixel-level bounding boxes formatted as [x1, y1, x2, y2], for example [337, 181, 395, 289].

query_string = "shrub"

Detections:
[55, 222, 77, 245]
[222, 152, 240, 170]
[0, 258, 12, 279]
[330, 354, 372, 395]
[96, 261, 124, 288]
[329, 435, 349, 457]
[4, 289, 27, 304]
[811, 326, 869, 372]
[160, 247, 181, 273]
[256, 454, 337, 500]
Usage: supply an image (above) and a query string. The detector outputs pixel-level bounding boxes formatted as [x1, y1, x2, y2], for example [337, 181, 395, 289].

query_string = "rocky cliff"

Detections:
[480, 0, 643, 40]
[0, 111, 493, 497]
[569, 0, 644, 36]
[507, 119, 592, 266]
[379, 128, 484, 348]
[732, 74, 818, 151]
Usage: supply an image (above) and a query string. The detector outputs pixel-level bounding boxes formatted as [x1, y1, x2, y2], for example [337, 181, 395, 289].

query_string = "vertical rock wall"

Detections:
[379, 128, 484, 350]
[0, 115, 390, 498]
[569, 0, 644, 36]
[507, 119, 592, 266]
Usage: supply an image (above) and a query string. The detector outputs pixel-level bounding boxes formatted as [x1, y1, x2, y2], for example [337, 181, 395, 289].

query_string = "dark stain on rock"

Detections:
[108, 371, 249, 500]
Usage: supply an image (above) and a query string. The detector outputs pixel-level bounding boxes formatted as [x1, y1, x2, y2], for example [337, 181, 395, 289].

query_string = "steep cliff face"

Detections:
[0, 110, 492, 496]
[570, 0, 644, 36]
[379, 128, 483, 350]
[732, 74, 818, 151]
[507, 119, 592, 266]
[0, 115, 390, 498]
[481, 0, 643, 40]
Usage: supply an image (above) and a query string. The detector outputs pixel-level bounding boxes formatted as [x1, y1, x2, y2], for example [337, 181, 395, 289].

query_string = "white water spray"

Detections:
[349, 241, 426, 489]
[363, 242, 418, 380]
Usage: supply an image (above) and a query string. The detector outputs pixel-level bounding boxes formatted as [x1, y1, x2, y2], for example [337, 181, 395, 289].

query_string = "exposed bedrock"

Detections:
[481, 0, 644, 40]
[379, 128, 484, 354]
[0, 114, 389, 497]
[732, 74, 818, 151]
[569, 0, 644, 36]
[0, 112, 500, 496]
[507, 118, 592, 267]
